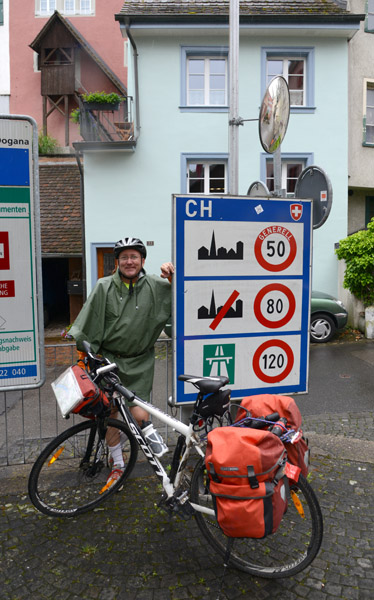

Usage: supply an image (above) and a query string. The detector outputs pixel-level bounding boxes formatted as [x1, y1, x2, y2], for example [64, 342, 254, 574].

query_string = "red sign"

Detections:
[0, 232, 10, 270]
[0, 280, 15, 297]
[252, 339, 294, 383]
[290, 204, 303, 221]
[254, 226, 297, 272]
[253, 283, 296, 328]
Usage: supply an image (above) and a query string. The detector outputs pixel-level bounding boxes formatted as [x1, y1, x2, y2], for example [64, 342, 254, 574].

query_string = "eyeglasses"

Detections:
[119, 254, 141, 262]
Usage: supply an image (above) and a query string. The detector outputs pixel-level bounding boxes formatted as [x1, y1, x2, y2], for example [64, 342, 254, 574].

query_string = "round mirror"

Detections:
[247, 181, 270, 197]
[294, 165, 333, 230]
[259, 76, 290, 154]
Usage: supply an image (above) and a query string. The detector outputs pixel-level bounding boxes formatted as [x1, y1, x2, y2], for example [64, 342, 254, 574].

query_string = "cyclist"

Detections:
[69, 237, 174, 482]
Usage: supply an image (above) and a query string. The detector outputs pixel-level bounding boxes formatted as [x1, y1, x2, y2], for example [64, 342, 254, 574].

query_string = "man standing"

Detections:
[69, 237, 174, 479]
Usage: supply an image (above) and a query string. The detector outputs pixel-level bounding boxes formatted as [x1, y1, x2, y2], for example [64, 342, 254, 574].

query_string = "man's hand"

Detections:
[160, 262, 175, 282]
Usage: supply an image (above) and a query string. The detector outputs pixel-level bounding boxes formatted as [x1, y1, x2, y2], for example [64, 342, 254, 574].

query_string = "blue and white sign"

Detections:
[173, 195, 312, 404]
[0, 116, 44, 389]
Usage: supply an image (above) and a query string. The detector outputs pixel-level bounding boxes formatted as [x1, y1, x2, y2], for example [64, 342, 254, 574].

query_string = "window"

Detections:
[181, 154, 228, 194]
[0, 0, 3, 26]
[267, 58, 305, 106]
[187, 58, 227, 106]
[181, 47, 228, 112]
[64, 0, 74, 13]
[366, 0, 374, 32]
[364, 81, 374, 145]
[262, 48, 315, 112]
[188, 162, 226, 194]
[36, 0, 94, 16]
[39, 0, 56, 14]
[80, 0, 91, 14]
[261, 153, 313, 196]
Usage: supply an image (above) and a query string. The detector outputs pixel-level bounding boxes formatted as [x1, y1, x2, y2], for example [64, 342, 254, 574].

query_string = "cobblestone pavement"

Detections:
[0, 411, 373, 600]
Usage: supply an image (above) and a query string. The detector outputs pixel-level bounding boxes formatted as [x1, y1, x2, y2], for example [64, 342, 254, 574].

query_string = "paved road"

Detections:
[0, 339, 373, 599]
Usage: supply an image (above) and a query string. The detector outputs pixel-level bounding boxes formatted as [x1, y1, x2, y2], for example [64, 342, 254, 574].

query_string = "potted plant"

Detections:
[335, 219, 374, 338]
[81, 91, 125, 111]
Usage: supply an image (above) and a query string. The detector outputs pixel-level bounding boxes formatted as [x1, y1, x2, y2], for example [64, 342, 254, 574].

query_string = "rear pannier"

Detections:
[205, 427, 288, 539]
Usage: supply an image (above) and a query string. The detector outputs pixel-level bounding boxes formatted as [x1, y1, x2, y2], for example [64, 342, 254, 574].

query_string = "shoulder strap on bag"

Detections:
[207, 462, 221, 483]
[247, 465, 259, 489]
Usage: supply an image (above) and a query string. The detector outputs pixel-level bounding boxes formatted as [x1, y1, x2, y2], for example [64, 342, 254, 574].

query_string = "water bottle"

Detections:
[141, 421, 168, 457]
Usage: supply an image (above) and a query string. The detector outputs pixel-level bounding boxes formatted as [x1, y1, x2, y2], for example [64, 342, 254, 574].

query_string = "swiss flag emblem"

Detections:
[290, 204, 303, 221]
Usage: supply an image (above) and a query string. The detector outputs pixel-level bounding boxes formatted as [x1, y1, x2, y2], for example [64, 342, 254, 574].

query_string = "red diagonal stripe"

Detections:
[209, 290, 240, 331]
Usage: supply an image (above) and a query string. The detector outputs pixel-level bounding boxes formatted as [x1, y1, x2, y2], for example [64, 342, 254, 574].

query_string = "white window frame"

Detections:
[261, 153, 314, 197]
[266, 57, 306, 107]
[181, 154, 228, 195]
[187, 57, 227, 107]
[261, 47, 315, 113]
[180, 46, 229, 113]
[363, 79, 374, 146]
[36, 0, 94, 16]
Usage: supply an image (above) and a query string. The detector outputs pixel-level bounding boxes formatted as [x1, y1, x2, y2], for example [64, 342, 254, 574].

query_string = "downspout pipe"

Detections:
[125, 19, 140, 137]
[74, 149, 87, 302]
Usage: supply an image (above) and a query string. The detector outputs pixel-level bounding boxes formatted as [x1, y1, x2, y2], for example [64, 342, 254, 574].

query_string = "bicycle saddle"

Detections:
[178, 374, 229, 394]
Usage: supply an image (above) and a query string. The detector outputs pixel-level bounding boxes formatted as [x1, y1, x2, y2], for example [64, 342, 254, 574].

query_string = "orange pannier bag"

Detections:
[205, 427, 288, 539]
[235, 394, 310, 480]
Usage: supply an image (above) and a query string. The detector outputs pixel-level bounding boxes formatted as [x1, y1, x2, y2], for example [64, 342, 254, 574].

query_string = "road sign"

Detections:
[0, 116, 44, 389]
[173, 195, 312, 404]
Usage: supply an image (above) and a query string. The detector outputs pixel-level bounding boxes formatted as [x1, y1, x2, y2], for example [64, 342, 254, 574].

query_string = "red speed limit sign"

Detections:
[254, 225, 297, 271]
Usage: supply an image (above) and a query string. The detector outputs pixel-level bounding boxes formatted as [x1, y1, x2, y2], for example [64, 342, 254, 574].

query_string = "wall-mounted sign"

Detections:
[172, 195, 312, 404]
[0, 116, 44, 389]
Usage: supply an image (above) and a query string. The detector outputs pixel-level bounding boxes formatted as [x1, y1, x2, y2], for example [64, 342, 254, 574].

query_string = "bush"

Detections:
[38, 132, 59, 155]
[70, 108, 80, 123]
[335, 219, 374, 306]
[81, 91, 125, 105]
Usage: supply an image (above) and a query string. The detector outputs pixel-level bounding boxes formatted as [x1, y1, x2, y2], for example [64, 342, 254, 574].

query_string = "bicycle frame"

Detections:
[113, 386, 214, 516]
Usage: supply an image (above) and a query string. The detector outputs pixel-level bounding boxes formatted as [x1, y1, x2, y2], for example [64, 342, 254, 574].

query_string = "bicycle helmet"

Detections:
[114, 237, 147, 259]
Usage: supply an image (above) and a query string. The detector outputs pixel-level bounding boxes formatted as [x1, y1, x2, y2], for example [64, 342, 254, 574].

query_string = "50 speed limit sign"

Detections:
[173, 195, 312, 404]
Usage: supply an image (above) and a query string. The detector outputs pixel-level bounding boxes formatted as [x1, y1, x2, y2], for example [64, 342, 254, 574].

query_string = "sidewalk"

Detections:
[0, 410, 373, 600]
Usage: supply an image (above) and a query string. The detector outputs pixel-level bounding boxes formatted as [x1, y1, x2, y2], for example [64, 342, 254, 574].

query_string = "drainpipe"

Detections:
[75, 149, 87, 302]
[125, 19, 140, 137]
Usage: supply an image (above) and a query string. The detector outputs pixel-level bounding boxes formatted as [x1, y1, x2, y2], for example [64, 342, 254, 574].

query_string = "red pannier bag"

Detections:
[235, 394, 310, 480]
[52, 364, 110, 418]
[205, 427, 288, 539]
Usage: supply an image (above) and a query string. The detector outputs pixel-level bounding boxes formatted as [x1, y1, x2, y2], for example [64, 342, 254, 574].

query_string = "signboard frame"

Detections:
[172, 194, 312, 405]
[0, 115, 45, 390]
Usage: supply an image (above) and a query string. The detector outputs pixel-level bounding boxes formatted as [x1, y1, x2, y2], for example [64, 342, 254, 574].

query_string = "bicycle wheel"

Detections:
[190, 457, 323, 578]
[28, 418, 138, 517]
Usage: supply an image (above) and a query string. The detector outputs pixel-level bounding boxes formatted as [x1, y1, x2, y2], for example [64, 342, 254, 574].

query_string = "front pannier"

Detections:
[52, 364, 110, 418]
[205, 427, 288, 539]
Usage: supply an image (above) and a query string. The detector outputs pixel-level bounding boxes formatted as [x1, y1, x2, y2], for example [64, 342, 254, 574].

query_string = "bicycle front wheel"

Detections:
[190, 458, 323, 578]
[28, 418, 138, 517]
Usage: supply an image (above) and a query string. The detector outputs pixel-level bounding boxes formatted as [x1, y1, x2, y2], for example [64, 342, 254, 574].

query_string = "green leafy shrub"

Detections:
[70, 108, 80, 123]
[335, 219, 374, 306]
[38, 132, 59, 155]
[81, 91, 125, 105]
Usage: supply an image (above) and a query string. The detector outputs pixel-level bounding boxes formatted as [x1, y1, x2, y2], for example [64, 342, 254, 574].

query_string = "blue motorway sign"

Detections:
[172, 195, 312, 404]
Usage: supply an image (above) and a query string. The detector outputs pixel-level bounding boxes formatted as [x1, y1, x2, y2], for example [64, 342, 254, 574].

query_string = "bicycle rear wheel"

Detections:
[28, 418, 138, 517]
[190, 457, 323, 578]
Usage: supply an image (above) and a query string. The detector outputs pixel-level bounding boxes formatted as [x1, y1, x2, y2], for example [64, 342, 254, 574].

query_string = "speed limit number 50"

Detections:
[255, 226, 297, 272]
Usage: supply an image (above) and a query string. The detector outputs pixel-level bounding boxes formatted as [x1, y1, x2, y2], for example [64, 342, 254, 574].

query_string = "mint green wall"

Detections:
[84, 32, 348, 297]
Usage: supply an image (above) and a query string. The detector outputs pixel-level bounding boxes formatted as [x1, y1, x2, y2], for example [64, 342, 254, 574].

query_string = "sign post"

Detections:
[0, 116, 44, 389]
[173, 194, 312, 404]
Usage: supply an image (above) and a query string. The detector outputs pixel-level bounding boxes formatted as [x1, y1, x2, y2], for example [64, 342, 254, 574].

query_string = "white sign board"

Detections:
[173, 195, 312, 404]
[0, 116, 44, 388]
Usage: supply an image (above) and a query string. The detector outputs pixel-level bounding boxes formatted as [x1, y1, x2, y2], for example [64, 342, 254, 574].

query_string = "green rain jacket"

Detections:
[69, 269, 172, 402]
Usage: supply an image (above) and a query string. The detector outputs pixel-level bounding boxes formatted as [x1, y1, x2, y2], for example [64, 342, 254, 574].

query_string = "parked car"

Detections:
[310, 290, 348, 343]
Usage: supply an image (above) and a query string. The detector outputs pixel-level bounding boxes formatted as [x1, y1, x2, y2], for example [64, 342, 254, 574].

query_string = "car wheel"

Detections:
[310, 313, 336, 343]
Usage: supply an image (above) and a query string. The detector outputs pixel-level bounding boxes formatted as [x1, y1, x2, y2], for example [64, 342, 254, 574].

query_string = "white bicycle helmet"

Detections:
[114, 237, 147, 259]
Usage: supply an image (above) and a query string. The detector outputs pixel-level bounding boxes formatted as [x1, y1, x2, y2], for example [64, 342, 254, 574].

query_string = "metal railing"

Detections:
[79, 96, 134, 143]
[0, 338, 177, 467]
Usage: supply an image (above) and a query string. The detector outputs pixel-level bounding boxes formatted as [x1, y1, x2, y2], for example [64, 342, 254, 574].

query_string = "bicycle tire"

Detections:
[190, 457, 323, 578]
[28, 418, 138, 517]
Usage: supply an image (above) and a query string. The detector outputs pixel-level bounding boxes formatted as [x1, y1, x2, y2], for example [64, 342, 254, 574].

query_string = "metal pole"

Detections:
[229, 0, 239, 195]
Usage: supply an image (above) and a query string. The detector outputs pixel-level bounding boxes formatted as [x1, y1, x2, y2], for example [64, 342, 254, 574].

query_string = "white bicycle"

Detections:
[28, 341, 323, 579]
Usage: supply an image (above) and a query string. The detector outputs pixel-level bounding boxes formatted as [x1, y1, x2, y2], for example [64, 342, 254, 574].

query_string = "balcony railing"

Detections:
[78, 96, 135, 145]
